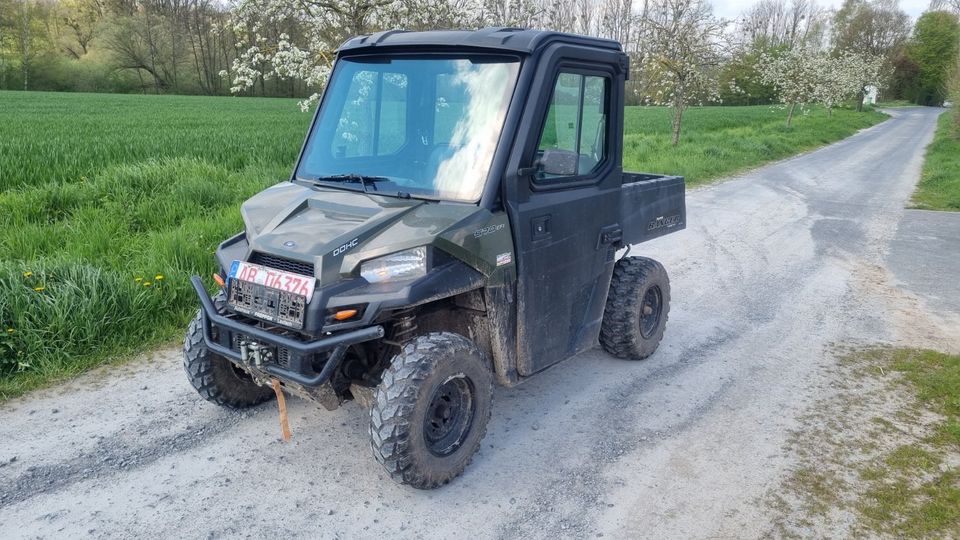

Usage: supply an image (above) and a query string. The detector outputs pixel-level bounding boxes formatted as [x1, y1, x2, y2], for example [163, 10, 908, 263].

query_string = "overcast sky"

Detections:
[710, 0, 931, 21]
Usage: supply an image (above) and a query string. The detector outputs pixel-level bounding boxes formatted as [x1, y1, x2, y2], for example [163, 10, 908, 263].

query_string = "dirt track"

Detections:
[1, 107, 957, 539]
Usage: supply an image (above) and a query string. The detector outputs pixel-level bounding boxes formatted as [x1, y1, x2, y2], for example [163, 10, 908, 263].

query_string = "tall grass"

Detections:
[0, 91, 886, 399]
[0, 91, 310, 398]
[0, 159, 292, 394]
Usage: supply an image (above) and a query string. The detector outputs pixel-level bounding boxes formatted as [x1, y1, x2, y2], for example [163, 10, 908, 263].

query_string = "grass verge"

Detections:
[772, 347, 960, 538]
[0, 159, 291, 399]
[912, 108, 960, 211]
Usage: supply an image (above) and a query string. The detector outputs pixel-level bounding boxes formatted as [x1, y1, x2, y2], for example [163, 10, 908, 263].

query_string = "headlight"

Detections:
[360, 247, 427, 283]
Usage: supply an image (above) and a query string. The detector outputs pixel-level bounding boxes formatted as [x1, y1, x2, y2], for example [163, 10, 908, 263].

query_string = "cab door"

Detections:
[504, 45, 627, 376]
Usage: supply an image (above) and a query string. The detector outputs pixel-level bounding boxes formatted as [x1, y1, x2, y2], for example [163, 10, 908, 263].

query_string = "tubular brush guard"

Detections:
[189, 275, 384, 387]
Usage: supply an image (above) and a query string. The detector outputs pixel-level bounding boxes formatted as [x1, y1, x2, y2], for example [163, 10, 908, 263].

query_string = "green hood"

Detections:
[240, 182, 515, 286]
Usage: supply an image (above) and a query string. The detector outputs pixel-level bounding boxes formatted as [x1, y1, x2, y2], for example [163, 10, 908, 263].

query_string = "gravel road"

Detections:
[1, 107, 957, 539]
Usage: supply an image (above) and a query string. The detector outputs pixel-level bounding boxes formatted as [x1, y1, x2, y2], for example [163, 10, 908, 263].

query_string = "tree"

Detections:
[636, 0, 724, 145]
[225, 0, 408, 108]
[737, 0, 827, 49]
[482, 0, 543, 27]
[757, 45, 822, 125]
[725, 0, 827, 106]
[8, 0, 53, 90]
[598, 0, 634, 44]
[907, 10, 959, 105]
[815, 50, 885, 113]
[849, 51, 886, 110]
[929, 0, 960, 14]
[59, 0, 104, 58]
[832, 0, 910, 59]
[888, 49, 920, 99]
[719, 40, 783, 105]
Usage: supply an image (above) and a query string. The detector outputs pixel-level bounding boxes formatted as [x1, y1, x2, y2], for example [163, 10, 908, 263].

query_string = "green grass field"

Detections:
[622, 105, 886, 185]
[0, 91, 886, 399]
[912, 109, 960, 211]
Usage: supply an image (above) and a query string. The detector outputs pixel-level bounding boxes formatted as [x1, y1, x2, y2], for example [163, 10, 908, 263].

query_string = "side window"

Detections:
[332, 71, 407, 158]
[535, 72, 609, 182]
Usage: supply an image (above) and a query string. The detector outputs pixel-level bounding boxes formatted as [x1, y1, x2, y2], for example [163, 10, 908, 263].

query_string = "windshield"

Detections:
[296, 55, 521, 202]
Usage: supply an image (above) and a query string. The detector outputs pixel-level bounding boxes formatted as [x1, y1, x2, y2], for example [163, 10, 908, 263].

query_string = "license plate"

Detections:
[227, 261, 316, 328]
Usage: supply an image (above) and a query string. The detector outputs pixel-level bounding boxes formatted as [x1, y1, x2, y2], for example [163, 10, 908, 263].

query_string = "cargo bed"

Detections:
[619, 172, 686, 246]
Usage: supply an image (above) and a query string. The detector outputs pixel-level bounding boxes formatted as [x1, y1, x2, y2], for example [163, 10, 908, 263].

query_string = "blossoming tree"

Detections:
[225, 0, 479, 110]
[757, 45, 823, 126]
[636, 0, 725, 145]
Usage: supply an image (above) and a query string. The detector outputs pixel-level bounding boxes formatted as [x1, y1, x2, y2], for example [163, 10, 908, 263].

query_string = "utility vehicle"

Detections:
[184, 27, 685, 489]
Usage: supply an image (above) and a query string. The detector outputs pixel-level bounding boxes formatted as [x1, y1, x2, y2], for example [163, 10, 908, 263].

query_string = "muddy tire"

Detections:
[600, 256, 670, 360]
[369, 333, 493, 489]
[182, 293, 274, 409]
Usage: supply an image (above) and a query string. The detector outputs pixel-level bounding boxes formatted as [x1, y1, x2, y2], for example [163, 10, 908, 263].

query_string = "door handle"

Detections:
[598, 224, 622, 248]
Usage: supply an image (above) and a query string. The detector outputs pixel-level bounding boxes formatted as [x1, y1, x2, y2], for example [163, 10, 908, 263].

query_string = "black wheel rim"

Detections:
[639, 285, 663, 339]
[423, 375, 475, 457]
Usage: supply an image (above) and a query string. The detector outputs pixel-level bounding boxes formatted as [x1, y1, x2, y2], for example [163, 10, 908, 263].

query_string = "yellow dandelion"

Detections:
[154, 274, 164, 281]
[22, 271, 33, 278]
[143, 281, 152, 287]
[33, 286, 45, 292]
[6, 328, 14, 334]
[135, 277, 143, 282]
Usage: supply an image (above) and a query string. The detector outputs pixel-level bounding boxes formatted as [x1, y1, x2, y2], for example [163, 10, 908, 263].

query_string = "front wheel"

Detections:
[183, 293, 274, 409]
[369, 332, 493, 489]
[600, 256, 671, 360]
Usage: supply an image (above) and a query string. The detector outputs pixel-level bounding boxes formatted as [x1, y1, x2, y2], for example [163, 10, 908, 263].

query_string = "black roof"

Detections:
[337, 28, 622, 55]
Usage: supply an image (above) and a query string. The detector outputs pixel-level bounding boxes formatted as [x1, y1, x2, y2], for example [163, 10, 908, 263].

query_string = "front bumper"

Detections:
[190, 276, 384, 387]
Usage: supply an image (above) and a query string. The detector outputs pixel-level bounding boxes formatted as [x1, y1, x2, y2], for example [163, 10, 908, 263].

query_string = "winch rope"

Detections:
[271, 379, 292, 442]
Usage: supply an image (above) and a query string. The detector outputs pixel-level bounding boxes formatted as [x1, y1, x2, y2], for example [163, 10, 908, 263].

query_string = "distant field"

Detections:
[622, 105, 887, 185]
[0, 91, 309, 190]
[0, 91, 886, 398]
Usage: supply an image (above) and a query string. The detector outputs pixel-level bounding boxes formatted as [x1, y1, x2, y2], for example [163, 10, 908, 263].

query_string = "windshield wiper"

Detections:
[311, 174, 389, 194]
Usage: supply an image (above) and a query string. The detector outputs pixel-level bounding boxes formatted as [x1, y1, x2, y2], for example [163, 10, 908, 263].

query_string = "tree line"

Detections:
[0, 0, 309, 95]
[0, 0, 957, 118]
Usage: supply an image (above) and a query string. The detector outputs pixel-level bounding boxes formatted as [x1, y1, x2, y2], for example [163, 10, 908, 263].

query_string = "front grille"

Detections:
[232, 332, 252, 349]
[277, 347, 291, 368]
[249, 252, 314, 277]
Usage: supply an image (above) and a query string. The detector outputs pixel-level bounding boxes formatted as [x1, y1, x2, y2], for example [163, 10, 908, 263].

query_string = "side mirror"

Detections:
[539, 149, 578, 176]
[517, 149, 579, 178]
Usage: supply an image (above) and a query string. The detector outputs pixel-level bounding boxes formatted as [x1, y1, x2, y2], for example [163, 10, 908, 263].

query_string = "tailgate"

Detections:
[620, 172, 686, 245]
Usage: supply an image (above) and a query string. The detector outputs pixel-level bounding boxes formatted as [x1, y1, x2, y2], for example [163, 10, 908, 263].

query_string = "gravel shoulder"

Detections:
[1, 107, 956, 539]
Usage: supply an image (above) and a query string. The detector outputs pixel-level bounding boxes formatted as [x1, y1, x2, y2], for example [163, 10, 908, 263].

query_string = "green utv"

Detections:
[184, 28, 685, 488]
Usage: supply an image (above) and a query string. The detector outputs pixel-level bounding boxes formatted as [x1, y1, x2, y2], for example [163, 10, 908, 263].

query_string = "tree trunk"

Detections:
[671, 104, 684, 147]
[786, 102, 797, 127]
[19, 0, 30, 91]
[856, 88, 865, 112]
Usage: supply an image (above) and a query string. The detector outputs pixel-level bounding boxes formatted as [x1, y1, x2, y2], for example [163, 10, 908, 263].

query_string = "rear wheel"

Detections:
[600, 256, 671, 360]
[369, 332, 493, 489]
[182, 293, 274, 409]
